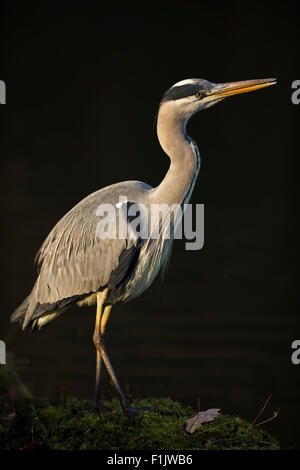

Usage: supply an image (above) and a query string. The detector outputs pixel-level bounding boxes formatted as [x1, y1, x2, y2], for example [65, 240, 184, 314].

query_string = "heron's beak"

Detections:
[212, 78, 277, 99]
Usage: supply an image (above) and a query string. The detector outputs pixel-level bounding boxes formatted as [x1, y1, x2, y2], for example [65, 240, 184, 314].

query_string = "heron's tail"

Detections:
[11, 291, 72, 331]
[11, 296, 30, 325]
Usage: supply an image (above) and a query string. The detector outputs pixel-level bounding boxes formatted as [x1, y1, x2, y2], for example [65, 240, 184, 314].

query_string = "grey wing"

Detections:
[14, 189, 143, 328]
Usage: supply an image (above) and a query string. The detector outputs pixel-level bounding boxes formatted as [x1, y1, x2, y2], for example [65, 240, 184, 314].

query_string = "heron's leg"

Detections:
[94, 304, 112, 412]
[93, 292, 131, 414]
[93, 292, 173, 419]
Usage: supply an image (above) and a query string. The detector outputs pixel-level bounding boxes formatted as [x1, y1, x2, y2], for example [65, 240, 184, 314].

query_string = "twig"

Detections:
[253, 409, 280, 428]
[251, 394, 272, 427]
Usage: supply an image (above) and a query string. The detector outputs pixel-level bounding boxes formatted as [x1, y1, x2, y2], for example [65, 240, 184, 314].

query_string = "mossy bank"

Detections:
[0, 395, 280, 450]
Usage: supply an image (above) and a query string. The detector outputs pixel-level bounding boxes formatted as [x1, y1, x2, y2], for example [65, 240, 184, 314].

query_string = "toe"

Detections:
[92, 401, 112, 414]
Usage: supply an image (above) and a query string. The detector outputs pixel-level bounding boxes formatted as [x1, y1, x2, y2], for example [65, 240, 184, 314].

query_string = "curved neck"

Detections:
[151, 103, 200, 206]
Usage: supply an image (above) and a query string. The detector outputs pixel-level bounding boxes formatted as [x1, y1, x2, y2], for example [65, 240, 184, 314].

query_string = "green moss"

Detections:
[0, 395, 280, 450]
[0, 348, 280, 450]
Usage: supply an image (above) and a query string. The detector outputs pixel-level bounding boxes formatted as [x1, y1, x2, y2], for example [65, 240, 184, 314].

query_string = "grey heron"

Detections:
[11, 77, 276, 418]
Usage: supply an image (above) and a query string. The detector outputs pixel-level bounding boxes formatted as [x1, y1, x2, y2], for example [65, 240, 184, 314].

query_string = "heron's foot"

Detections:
[124, 405, 173, 420]
[92, 401, 112, 415]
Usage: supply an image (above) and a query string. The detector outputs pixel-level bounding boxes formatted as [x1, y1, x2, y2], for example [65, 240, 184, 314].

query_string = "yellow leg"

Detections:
[93, 291, 173, 419]
[94, 304, 112, 411]
[93, 291, 129, 413]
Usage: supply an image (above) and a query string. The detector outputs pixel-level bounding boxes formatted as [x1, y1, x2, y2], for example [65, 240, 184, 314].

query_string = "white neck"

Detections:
[151, 101, 201, 206]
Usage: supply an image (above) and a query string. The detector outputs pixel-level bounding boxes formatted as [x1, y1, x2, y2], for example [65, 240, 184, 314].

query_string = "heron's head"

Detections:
[159, 77, 276, 121]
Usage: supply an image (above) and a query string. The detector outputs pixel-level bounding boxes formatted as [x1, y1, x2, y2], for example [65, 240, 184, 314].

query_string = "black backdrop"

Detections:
[0, 2, 299, 448]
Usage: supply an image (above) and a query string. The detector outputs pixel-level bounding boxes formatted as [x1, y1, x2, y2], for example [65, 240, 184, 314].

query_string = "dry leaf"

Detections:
[186, 408, 221, 433]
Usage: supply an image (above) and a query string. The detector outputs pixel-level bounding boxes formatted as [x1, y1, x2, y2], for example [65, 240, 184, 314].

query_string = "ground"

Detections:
[0, 352, 280, 450]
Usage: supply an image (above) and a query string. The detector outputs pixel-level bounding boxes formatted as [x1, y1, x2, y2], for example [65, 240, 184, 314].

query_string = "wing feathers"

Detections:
[12, 181, 153, 328]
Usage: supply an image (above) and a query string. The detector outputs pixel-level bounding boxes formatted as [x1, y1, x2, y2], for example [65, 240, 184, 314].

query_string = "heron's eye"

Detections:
[195, 90, 203, 98]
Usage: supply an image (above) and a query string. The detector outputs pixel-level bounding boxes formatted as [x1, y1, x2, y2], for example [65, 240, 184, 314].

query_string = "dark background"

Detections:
[0, 2, 299, 448]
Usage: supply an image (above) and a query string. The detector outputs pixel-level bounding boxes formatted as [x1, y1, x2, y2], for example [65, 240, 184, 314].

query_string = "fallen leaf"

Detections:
[186, 408, 221, 434]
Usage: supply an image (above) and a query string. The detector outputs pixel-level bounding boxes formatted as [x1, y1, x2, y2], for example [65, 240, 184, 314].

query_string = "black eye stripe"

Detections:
[162, 84, 202, 101]
[161, 80, 213, 103]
